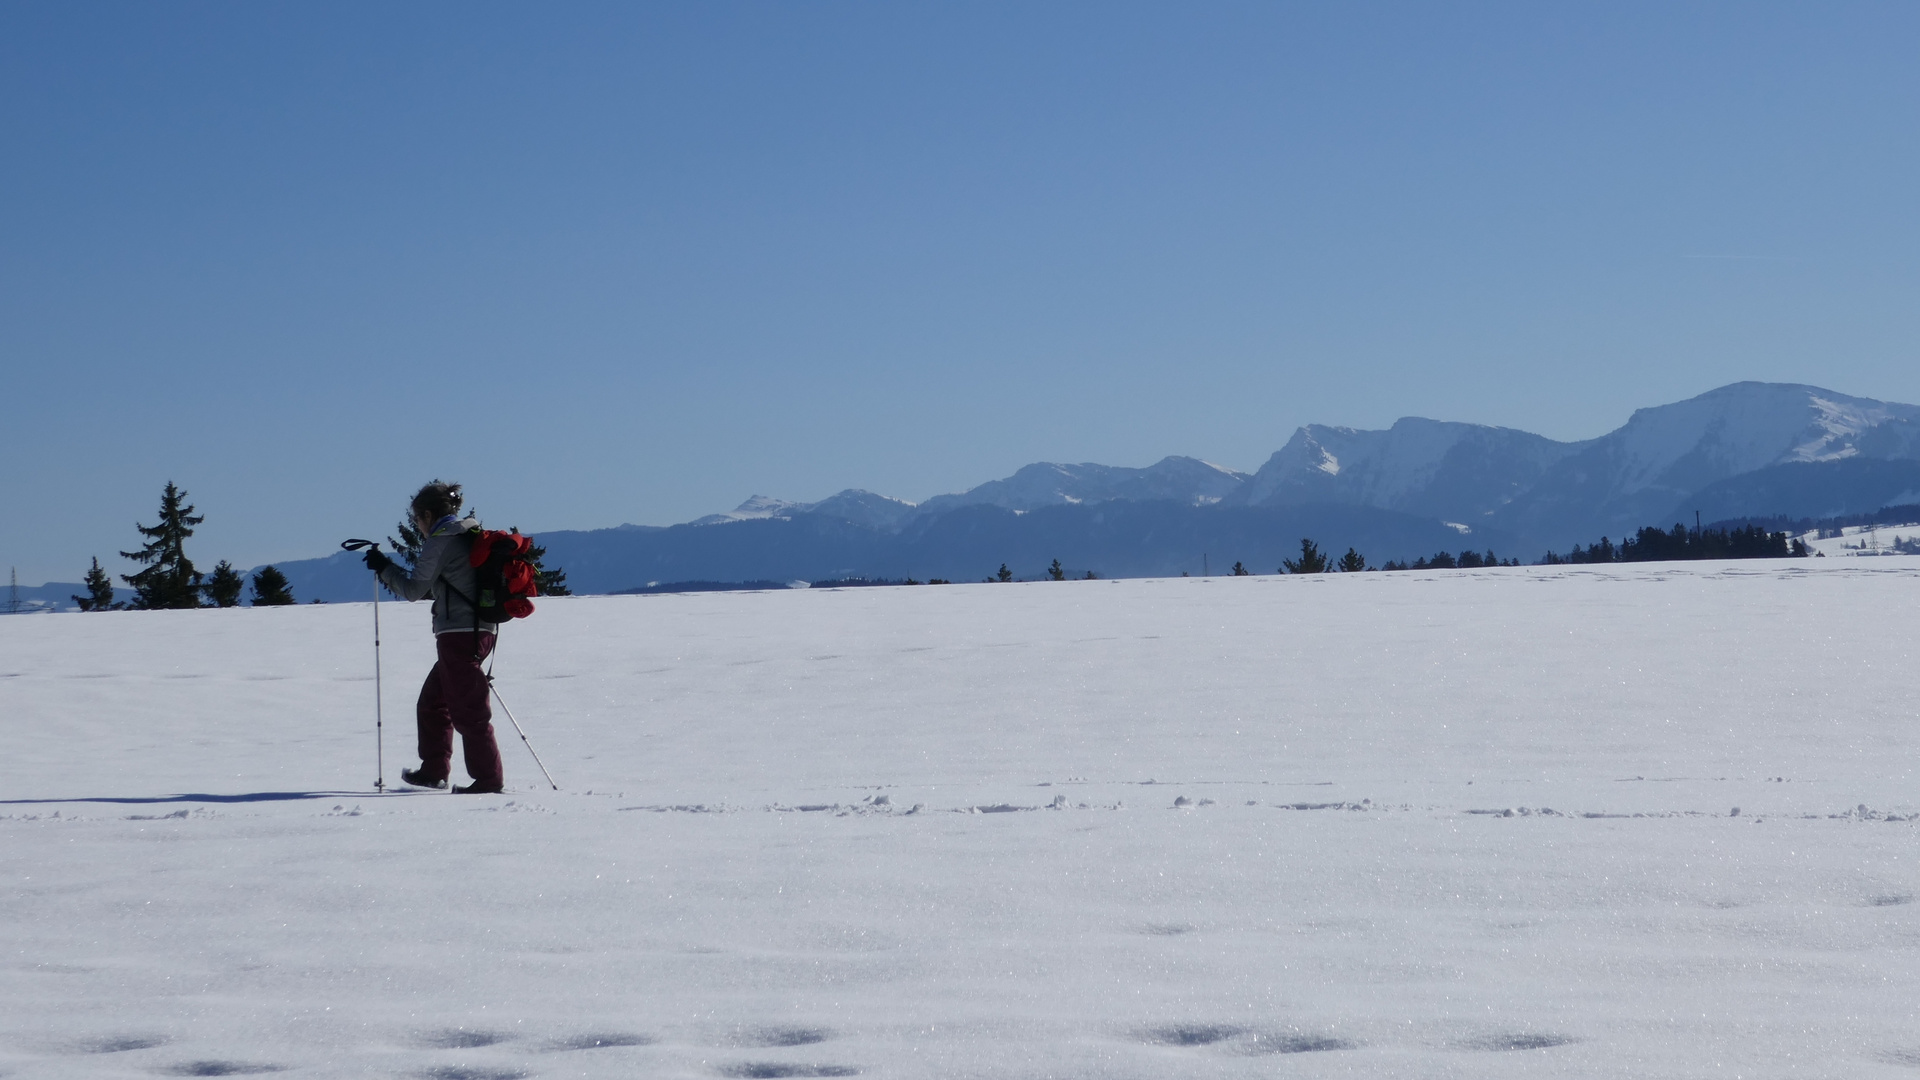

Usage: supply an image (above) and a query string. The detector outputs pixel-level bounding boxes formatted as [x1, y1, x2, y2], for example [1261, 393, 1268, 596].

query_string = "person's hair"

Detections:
[410, 480, 463, 522]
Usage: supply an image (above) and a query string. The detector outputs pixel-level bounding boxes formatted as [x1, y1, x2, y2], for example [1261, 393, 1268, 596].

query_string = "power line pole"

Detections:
[6, 567, 19, 615]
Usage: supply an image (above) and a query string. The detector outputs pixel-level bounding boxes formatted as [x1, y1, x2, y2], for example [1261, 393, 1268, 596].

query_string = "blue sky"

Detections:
[5, 2, 1919, 585]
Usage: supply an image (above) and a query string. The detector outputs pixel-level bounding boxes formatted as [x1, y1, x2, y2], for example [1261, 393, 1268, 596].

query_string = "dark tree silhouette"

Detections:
[387, 513, 427, 571]
[205, 560, 245, 607]
[996, 563, 1013, 583]
[1230, 561, 1249, 576]
[120, 481, 206, 609]
[73, 557, 119, 611]
[516, 529, 571, 596]
[1337, 548, 1367, 573]
[1282, 538, 1330, 574]
[1540, 522, 1802, 564]
[1048, 558, 1066, 581]
[250, 566, 295, 606]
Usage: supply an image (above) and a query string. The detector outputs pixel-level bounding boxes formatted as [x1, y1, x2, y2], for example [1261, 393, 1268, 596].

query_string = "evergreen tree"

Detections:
[1048, 558, 1066, 581]
[205, 560, 245, 607]
[387, 513, 427, 571]
[1337, 548, 1367, 573]
[518, 530, 571, 596]
[250, 565, 295, 606]
[996, 563, 1013, 583]
[1230, 561, 1249, 576]
[73, 557, 119, 611]
[1281, 538, 1330, 574]
[120, 482, 206, 609]
[1083, 570, 1097, 580]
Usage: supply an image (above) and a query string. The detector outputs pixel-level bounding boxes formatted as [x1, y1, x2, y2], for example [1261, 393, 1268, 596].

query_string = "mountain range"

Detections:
[126, 381, 1920, 604]
[498, 381, 1919, 594]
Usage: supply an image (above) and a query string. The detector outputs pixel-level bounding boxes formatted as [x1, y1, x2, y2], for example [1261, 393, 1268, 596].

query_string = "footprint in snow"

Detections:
[547, 1032, 655, 1051]
[1138, 1024, 1244, 1046]
[409, 1069, 529, 1080]
[1242, 1034, 1356, 1055]
[729, 1027, 832, 1048]
[1458, 1033, 1579, 1051]
[717, 1065, 859, 1079]
[157, 1063, 288, 1076]
[1136, 1025, 1353, 1054]
[416, 1029, 512, 1049]
[74, 1035, 167, 1054]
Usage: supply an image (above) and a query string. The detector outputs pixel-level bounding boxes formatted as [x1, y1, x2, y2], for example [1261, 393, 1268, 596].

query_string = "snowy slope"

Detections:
[6, 561, 1920, 1078]
[917, 456, 1249, 515]
[1495, 383, 1920, 552]
[1799, 520, 1920, 557]
[1231, 418, 1578, 527]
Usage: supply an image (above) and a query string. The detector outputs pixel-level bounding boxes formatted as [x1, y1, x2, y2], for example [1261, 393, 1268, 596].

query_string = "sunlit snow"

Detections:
[5, 561, 1920, 1078]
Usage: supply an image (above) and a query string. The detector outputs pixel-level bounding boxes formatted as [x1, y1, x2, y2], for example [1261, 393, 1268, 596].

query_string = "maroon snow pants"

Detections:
[415, 631, 504, 787]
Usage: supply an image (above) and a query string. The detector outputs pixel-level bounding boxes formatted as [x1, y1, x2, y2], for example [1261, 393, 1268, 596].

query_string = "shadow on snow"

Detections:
[0, 790, 420, 806]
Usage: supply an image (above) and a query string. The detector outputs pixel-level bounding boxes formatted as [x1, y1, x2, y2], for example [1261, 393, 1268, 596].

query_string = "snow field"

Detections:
[4, 561, 1920, 1078]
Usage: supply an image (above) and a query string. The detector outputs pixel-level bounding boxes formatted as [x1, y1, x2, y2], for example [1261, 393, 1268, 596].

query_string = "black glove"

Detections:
[363, 548, 393, 574]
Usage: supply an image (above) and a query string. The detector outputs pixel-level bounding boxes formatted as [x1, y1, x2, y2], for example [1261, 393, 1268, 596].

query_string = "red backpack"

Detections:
[468, 529, 539, 621]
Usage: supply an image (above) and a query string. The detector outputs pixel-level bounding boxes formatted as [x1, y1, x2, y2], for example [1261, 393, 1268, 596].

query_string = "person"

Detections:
[361, 480, 505, 794]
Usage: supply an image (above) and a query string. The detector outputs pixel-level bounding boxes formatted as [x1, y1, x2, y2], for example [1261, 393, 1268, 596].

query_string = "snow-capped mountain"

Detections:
[692, 490, 920, 531]
[691, 457, 1251, 533]
[917, 456, 1249, 516]
[798, 490, 920, 530]
[1228, 418, 1581, 524]
[666, 382, 1920, 563]
[261, 381, 1920, 598]
[1491, 382, 1920, 552]
[689, 494, 810, 526]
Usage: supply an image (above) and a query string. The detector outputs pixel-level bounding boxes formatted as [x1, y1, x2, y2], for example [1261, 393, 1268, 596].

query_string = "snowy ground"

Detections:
[4, 560, 1920, 1079]
[1800, 521, 1920, 558]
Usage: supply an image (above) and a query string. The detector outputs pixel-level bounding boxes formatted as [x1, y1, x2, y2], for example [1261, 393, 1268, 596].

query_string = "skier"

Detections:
[360, 480, 505, 794]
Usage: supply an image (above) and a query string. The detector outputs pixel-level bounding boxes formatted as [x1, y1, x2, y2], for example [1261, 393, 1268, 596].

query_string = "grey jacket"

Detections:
[378, 515, 500, 635]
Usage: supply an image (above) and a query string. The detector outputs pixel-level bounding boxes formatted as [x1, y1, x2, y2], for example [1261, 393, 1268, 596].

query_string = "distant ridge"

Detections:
[251, 382, 1920, 600]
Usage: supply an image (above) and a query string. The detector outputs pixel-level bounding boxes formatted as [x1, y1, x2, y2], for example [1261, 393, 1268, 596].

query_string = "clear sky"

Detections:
[5, 2, 1919, 585]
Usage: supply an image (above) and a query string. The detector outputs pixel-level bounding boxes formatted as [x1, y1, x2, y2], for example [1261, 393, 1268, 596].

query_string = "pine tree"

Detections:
[519, 531, 571, 596]
[996, 563, 1013, 583]
[250, 566, 295, 606]
[1337, 548, 1367, 573]
[387, 513, 427, 572]
[1281, 538, 1330, 574]
[205, 560, 245, 607]
[120, 482, 206, 609]
[1230, 561, 1249, 576]
[1048, 559, 1066, 581]
[73, 557, 119, 611]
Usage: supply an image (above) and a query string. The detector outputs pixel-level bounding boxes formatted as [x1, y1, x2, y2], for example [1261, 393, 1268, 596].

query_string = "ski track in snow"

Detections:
[4, 559, 1920, 1078]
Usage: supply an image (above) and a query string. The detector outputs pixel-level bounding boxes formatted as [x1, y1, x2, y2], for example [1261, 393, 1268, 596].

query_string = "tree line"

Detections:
[74, 482, 297, 611]
[71, 481, 568, 612]
[1539, 522, 1806, 564]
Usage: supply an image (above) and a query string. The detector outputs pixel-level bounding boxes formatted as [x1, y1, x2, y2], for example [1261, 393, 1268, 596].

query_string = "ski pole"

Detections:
[341, 539, 387, 793]
[487, 678, 557, 790]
